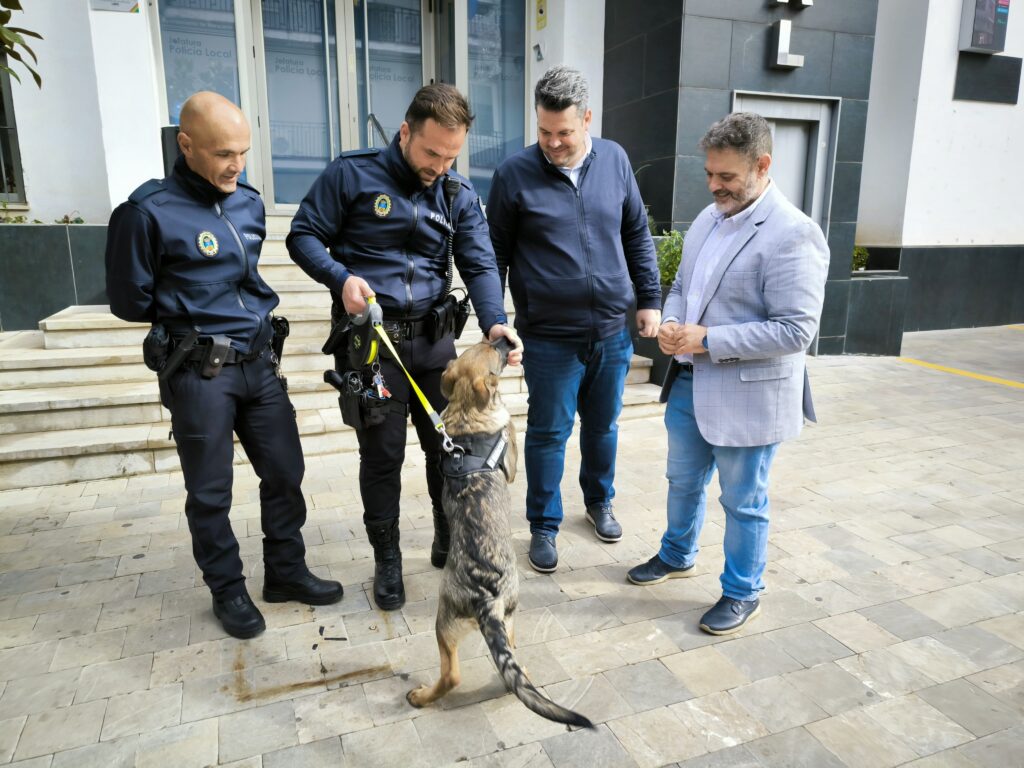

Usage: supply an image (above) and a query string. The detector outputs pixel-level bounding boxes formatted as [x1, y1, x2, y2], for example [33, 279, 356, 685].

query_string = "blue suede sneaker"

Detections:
[699, 596, 760, 635]
[585, 502, 622, 542]
[528, 533, 558, 573]
[626, 554, 695, 585]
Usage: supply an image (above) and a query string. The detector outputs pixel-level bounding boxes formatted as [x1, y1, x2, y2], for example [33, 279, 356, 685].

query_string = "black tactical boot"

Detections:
[366, 518, 405, 611]
[430, 506, 450, 569]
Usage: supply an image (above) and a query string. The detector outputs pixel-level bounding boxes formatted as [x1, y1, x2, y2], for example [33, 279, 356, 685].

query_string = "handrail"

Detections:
[367, 113, 390, 148]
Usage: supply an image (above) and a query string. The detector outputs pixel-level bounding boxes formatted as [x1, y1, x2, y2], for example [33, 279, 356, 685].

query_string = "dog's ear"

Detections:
[440, 360, 458, 399]
[471, 374, 494, 410]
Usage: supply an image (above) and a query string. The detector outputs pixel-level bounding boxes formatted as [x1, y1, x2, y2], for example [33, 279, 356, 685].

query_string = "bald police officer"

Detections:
[105, 92, 343, 639]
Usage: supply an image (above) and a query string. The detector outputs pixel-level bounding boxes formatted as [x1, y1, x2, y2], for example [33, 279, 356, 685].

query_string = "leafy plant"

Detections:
[0, 0, 42, 87]
[851, 245, 870, 271]
[55, 211, 84, 224]
[656, 229, 684, 286]
[0, 200, 34, 223]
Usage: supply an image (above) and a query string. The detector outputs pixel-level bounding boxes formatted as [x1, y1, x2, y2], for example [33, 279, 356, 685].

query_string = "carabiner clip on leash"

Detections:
[367, 307, 459, 454]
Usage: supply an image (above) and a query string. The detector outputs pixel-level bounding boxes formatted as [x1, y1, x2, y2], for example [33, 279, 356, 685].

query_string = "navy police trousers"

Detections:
[163, 353, 307, 598]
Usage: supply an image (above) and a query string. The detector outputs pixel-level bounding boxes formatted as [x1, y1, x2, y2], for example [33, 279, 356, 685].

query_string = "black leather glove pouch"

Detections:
[142, 324, 170, 372]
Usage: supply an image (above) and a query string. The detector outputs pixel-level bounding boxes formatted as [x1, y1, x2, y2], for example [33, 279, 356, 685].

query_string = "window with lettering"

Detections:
[158, 0, 241, 123]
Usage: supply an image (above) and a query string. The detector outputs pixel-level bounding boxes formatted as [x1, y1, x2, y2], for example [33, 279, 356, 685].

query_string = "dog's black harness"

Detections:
[441, 429, 511, 482]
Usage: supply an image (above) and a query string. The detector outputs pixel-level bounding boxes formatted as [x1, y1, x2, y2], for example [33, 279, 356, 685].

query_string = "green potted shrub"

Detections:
[632, 228, 685, 384]
[657, 228, 684, 289]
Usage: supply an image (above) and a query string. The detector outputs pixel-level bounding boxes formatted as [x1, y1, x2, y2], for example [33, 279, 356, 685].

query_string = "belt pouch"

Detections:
[427, 295, 457, 343]
[200, 335, 231, 379]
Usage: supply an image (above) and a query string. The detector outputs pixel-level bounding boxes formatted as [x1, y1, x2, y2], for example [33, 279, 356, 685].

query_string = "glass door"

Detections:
[354, 0, 425, 148]
[466, 0, 525, 200]
[252, 0, 342, 205]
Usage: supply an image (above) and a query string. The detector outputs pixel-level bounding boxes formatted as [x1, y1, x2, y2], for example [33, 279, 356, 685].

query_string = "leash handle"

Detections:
[371, 324, 457, 453]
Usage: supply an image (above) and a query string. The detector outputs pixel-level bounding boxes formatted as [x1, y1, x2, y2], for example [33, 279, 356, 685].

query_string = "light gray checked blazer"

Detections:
[660, 183, 830, 447]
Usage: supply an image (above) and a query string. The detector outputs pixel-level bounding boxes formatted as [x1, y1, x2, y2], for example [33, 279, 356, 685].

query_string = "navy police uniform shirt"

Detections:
[105, 156, 278, 355]
[286, 135, 507, 332]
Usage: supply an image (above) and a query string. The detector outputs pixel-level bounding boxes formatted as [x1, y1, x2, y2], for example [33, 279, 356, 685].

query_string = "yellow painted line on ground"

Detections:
[900, 358, 1024, 390]
[1009, 325, 1024, 331]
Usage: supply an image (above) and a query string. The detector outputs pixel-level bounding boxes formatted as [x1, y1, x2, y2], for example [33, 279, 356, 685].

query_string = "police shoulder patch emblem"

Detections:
[197, 231, 219, 257]
[373, 193, 392, 218]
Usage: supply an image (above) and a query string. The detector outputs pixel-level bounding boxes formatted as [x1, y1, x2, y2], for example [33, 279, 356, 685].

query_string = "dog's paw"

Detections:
[406, 686, 428, 708]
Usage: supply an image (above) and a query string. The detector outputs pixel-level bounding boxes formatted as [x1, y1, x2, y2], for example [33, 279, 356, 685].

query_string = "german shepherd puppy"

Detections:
[406, 338, 593, 728]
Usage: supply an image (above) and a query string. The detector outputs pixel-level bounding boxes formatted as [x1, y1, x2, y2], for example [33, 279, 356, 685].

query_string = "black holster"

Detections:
[271, 315, 289, 362]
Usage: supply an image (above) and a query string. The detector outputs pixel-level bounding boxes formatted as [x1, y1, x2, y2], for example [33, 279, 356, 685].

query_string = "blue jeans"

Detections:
[661, 371, 779, 601]
[521, 328, 633, 535]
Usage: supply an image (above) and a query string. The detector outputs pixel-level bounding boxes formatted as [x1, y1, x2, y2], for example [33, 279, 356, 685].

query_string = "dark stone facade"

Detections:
[0, 225, 108, 332]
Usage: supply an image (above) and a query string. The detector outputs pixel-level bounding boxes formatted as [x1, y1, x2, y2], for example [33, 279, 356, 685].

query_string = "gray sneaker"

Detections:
[528, 533, 558, 573]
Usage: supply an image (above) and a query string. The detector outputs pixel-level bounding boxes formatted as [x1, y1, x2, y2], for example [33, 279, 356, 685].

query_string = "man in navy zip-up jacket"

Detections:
[487, 66, 661, 573]
[106, 92, 343, 640]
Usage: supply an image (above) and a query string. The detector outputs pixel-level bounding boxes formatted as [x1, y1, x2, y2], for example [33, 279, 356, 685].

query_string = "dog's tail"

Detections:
[476, 598, 594, 729]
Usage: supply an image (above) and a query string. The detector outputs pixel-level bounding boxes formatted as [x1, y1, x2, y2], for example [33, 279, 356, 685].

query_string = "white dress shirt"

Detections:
[671, 180, 773, 362]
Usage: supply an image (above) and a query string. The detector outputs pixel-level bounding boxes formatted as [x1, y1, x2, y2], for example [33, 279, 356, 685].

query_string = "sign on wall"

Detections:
[959, 0, 1011, 53]
[89, 0, 140, 11]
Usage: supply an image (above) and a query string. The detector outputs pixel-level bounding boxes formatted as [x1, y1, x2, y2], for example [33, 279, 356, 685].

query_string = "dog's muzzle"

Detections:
[490, 336, 514, 367]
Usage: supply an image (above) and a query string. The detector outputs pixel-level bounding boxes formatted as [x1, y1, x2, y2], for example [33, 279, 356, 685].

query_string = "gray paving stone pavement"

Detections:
[0, 325, 1022, 766]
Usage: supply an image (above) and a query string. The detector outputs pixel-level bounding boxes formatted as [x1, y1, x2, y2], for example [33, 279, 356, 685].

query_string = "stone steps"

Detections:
[0, 214, 664, 489]
[0, 384, 664, 491]
[0, 348, 654, 433]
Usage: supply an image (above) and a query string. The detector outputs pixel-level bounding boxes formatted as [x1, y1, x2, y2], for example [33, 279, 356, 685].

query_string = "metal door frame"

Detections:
[732, 91, 841, 236]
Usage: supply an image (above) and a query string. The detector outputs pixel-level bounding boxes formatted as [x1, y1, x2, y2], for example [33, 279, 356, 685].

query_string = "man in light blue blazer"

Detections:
[627, 112, 829, 635]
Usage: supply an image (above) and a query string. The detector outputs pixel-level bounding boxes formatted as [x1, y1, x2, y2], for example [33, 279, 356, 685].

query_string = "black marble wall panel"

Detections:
[684, 0, 878, 36]
[830, 162, 863, 224]
[836, 98, 868, 163]
[635, 156, 676, 231]
[898, 246, 1024, 331]
[675, 87, 732, 156]
[846, 275, 908, 355]
[830, 34, 874, 99]
[680, 15, 732, 89]
[673, 155, 712, 224]
[0, 224, 109, 331]
[646, 18, 682, 97]
[820, 278, 851, 339]
[827, 222, 857, 280]
[728, 22, 835, 96]
[0, 226, 76, 331]
[954, 53, 1022, 105]
[605, 0, 682, 50]
[68, 226, 109, 305]
[604, 36, 646, 110]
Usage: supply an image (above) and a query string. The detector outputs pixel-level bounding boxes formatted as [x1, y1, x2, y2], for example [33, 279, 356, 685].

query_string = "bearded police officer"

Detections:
[105, 91, 343, 639]
[287, 84, 523, 611]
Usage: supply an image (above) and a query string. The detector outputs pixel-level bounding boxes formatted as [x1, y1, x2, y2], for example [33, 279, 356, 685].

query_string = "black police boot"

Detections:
[366, 518, 405, 611]
[430, 506, 450, 569]
[212, 592, 266, 639]
[263, 571, 344, 605]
